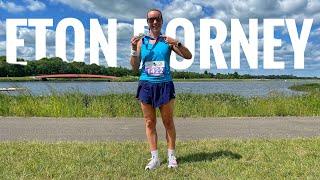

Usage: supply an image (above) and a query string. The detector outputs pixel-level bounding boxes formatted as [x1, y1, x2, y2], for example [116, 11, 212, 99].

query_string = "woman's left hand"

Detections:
[162, 35, 192, 59]
[162, 35, 178, 46]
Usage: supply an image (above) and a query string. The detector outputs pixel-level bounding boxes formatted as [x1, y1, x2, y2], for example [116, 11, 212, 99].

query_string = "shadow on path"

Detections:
[178, 150, 242, 164]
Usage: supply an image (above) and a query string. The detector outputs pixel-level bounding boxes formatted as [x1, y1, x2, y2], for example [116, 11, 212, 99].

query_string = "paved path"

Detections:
[1, 117, 320, 141]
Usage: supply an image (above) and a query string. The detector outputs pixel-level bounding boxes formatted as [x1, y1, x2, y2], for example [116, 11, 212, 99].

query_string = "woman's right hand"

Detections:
[130, 34, 144, 50]
[130, 36, 141, 50]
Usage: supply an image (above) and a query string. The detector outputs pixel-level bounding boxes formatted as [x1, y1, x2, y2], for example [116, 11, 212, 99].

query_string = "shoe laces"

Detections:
[168, 155, 177, 162]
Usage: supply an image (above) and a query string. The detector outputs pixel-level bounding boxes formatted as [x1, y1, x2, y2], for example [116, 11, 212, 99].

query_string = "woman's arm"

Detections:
[130, 36, 142, 72]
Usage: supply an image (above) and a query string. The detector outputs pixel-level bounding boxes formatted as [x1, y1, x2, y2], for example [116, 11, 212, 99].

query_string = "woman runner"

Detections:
[130, 9, 192, 170]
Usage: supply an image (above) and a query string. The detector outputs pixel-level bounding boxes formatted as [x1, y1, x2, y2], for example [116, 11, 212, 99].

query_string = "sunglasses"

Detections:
[147, 16, 162, 23]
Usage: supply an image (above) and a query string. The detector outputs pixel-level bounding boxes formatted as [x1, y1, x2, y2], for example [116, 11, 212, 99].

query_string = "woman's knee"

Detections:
[145, 117, 156, 129]
[163, 118, 175, 130]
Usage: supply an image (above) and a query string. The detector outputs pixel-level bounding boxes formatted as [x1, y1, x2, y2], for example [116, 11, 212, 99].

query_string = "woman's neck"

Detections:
[149, 31, 160, 39]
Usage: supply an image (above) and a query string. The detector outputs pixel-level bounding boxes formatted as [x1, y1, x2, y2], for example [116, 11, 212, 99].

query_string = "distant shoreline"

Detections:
[1, 57, 319, 81]
[0, 76, 319, 82]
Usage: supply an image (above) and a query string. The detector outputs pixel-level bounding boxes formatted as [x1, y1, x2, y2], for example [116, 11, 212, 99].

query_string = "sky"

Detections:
[0, 0, 319, 77]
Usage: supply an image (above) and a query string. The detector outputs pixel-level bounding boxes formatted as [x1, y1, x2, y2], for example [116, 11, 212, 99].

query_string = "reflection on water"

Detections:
[0, 79, 318, 97]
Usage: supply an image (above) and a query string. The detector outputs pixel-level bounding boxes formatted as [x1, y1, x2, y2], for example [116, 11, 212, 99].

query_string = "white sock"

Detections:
[168, 149, 175, 158]
[151, 150, 159, 160]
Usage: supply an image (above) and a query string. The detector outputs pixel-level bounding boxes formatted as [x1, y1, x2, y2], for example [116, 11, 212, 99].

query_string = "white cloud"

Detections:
[305, 0, 320, 15]
[95, 22, 132, 67]
[46, 46, 56, 58]
[51, 0, 154, 21]
[162, 0, 320, 72]
[163, 0, 204, 20]
[2, 27, 57, 59]
[195, 0, 319, 21]
[0, 0, 25, 13]
[2, 0, 317, 73]
[306, 41, 320, 60]
[0, 0, 46, 13]
[279, 0, 308, 13]
[16, 27, 60, 48]
[0, 41, 5, 56]
[310, 27, 320, 38]
[117, 23, 134, 39]
[25, 0, 46, 11]
[0, 20, 5, 36]
[0, 41, 5, 51]
[46, 29, 56, 46]
[102, 22, 134, 40]
[17, 46, 35, 60]
[18, 28, 36, 45]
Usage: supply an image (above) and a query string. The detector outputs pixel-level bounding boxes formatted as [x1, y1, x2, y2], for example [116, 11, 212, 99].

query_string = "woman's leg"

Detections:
[159, 99, 176, 150]
[141, 102, 157, 151]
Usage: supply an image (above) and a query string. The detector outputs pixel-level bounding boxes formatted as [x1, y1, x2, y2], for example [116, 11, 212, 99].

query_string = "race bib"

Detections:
[145, 61, 165, 76]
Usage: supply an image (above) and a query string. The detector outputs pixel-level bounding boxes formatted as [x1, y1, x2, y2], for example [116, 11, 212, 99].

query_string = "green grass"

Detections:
[172, 78, 271, 82]
[0, 138, 320, 179]
[289, 83, 320, 93]
[0, 76, 37, 81]
[0, 76, 135, 82]
[0, 82, 319, 117]
[0, 92, 320, 117]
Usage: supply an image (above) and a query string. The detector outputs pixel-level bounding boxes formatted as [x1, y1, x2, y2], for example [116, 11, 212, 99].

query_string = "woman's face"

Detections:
[147, 11, 162, 33]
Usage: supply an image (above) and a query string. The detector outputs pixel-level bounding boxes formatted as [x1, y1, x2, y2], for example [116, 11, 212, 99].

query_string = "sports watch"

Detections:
[176, 41, 182, 47]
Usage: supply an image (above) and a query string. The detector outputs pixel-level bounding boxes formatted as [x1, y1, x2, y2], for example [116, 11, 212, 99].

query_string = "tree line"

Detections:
[0, 56, 314, 79]
[0, 56, 136, 77]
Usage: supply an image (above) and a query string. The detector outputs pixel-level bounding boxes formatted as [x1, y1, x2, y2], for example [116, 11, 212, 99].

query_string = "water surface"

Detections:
[0, 79, 317, 97]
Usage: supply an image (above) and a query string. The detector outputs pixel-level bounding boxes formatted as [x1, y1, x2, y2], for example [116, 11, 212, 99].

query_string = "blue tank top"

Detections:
[139, 35, 172, 83]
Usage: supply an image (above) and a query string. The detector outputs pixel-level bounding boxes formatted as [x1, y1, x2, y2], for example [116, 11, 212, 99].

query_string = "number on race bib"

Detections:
[145, 61, 165, 77]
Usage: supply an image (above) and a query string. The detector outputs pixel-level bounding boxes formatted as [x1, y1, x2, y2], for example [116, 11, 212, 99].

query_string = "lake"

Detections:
[0, 79, 318, 97]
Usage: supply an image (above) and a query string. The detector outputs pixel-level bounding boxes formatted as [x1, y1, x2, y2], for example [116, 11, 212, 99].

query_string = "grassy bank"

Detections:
[289, 83, 320, 93]
[0, 91, 320, 117]
[0, 77, 37, 82]
[0, 76, 139, 82]
[0, 77, 265, 82]
[2, 76, 319, 82]
[1, 138, 320, 179]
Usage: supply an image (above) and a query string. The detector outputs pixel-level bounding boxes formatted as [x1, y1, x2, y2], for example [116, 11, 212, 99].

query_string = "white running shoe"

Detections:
[145, 158, 161, 170]
[168, 155, 178, 168]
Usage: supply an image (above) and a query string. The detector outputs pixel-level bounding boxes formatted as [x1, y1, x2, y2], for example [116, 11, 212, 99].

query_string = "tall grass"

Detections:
[0, 91, 320, 117]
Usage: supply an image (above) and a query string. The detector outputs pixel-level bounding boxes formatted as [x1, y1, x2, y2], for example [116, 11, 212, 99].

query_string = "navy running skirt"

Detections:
[136, 81, 175, 108]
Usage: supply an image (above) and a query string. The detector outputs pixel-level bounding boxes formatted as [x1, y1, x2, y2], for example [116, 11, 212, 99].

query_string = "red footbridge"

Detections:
[35, 74, 118, 80]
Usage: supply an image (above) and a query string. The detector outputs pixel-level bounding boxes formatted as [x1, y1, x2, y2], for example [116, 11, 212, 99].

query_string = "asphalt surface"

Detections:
[1, 117, 320, 142]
